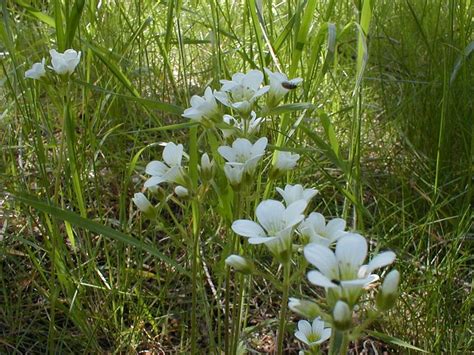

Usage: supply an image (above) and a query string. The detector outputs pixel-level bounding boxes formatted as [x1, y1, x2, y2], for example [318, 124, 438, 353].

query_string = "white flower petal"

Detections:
[320, 328, 332, 343]
[217, 146, 236, 162]
[283, 200, 307, 227]
[146, 161, 168, 176]
[256, 200, 285, 233]
[163, 143, 183, 166]
[335, 233, 367, 272]
[251, 137, 268, 156]
[304, 243, 339, 279]
[232, 220, 266, 238]
[144, 175, 166, 188]
[248, 236, 278, 244]
[294, 331, 310, 345]
[297, 320, 312, 336]
[307, 270, 337, 288]
[326, 218, 346, 236]
[366, 251, 396, 274]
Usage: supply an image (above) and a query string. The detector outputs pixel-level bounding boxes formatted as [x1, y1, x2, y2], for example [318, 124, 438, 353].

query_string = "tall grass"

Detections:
[1, 0, 472, 353]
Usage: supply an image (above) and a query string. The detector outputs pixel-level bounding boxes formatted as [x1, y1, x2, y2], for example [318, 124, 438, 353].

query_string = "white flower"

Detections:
[232, 199, 307, 255]
[49, 49, 81, 75]
[223, 163, 245, 186]
[174, 185, 189, 197]
[218, 137, 267, 175]
[264, 68, 303, 105]
[294, 318, 331, 347]
[182, 87, 219, 121]
[276, 184, 318, 206]
[132, 192, 153, 214]
[304, 234, 396, 306]
[144, 142, 186, 188]
[225, 254, 254, 274]
[214, 70, 269, 113]
[25, 58, 46, 80]
[298, 212, 347, 246]
[221, 111, 264, 138]
[274, 151, 300, 172]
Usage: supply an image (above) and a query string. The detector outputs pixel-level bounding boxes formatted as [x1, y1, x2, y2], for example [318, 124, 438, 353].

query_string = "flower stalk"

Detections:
[277, 260, 291, 354]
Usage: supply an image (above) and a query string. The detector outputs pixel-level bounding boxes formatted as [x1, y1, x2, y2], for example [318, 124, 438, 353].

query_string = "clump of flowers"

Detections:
[127, 66, 401, 354]
[25, 48, 81, 80]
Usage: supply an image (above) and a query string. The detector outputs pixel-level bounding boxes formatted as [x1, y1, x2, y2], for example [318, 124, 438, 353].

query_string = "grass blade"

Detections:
[10, 191, 189, 276]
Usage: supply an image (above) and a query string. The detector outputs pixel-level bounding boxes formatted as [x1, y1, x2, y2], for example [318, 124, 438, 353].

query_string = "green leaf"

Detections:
[73, 79, 184, 115]
[14, 0, 55, 28]
[85, 42, 141, 98]
[450, 41, 474, 84]
[65, 0, 85, 48]
[11, 191, 189, 277]
[265, 103, 316, 116]
[367, 330, 428, 353]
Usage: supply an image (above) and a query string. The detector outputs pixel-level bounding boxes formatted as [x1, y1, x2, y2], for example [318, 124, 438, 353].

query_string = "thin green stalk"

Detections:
[231, 273, 245, 353]
[277, 261, 291, 354]
[328, 330, 350, 355]
[189, 125, 200, 354]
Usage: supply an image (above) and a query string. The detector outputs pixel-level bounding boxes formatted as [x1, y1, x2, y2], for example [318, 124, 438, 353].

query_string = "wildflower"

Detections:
[49, 49, 81, 75]
[218, 137, 267, 175]
[132, 192, 154, 216]
[273, 151, 300, 173]
[294, 318, 331, 347]
[276, 184, 318, 206]
[333, 301, 352, 330]
[304, 234, 396, 306]
[182, 87, 219, 122]
[264, 68, 302, 106]
[376, 269, 400, 311]
[174, 185, 189, 197]
[214, 70, 269, 114]
[144, 142, 186, 188]
[25, 58, 46, 80]
[288, 298, 322, 320]
[232, 199, 307, 257]
[298, 212, 347, 246]
[223, 163, 245, 186]
[225, 254, 254, 274]
[221, 111, 264, 138]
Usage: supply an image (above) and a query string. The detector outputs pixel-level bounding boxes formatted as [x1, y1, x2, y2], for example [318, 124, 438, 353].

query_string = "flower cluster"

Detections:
[129, 67, 400, 353]
[25, 49, 81, 79]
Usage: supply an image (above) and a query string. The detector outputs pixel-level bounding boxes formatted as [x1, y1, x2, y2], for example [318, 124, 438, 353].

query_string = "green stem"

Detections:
[232, 273, 245, 354]
[277, 261, 291, 354]
[328, 330, 350, 355]
[189, 125, 200, 354]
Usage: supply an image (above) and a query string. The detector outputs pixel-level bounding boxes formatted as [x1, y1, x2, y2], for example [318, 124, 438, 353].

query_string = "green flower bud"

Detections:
[333, 301, 352, 331]
[225, 254, 254, 274]
[288, 298, 322, 319]
[376, 269, 400, 311]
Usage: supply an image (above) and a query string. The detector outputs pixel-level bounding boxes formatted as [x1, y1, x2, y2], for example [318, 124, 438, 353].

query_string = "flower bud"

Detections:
[174, 185, 189, 198]
[132, 193, 154, 217]
[272, 151, 300, 176]
[224, 163, 244, 188]
[288, 298, 322, 319]
[333, 301, 352, 330]
[225, 254, 254, 274]
[376, 269, 400, 311]
[200, 153, 214, 181]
